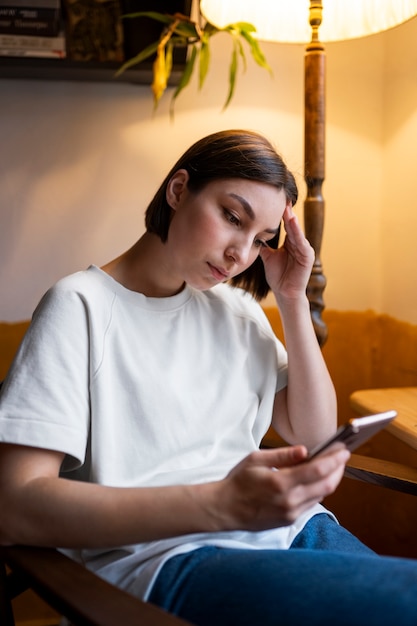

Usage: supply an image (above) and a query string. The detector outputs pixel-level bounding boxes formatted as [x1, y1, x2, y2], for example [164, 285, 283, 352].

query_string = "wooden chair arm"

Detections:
[345, 454, 417, 496]
[1, 545, 190, 626]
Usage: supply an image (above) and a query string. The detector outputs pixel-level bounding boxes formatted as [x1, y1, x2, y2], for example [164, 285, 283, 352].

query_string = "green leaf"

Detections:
[151, 46, 169, 106]
[234, 33, 247, 72]
[122, 11, 173, 25]
[173, 21, 199, 39]
[115, 40, 159, 76]
[232, 22, 257, 33]
[203, 22, 220, 36]
[165, 41, 173, 79]
[223, 42, 238, 109]
[170, 46, 197, 116]
[239, 30, 272, 73]
[199, 39, 210, 89]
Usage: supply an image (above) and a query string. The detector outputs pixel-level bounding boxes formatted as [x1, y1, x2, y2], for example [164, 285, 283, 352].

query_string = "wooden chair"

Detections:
[345, 453, 417, 496]
[345, 387, 417, 496]
[0, 544, 191, 626]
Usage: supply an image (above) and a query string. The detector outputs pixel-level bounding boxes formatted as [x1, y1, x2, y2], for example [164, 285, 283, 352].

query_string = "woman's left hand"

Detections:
[260, 205, 314, 300]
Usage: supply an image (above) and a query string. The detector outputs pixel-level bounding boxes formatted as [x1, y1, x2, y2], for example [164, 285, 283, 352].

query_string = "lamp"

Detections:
[200, 0, 417, 345]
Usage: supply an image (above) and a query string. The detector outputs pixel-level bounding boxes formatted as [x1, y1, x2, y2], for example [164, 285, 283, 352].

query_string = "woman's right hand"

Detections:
[212, 445, 350, 532]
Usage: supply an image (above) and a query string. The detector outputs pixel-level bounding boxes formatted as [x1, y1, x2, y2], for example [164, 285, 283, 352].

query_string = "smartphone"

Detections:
[308, 410, 397, 459]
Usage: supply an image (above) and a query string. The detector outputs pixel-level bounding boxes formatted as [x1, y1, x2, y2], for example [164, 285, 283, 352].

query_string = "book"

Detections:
[0, 30, 65, 57]
[0, 0, 61, 37]
[64, 0, 124, 63]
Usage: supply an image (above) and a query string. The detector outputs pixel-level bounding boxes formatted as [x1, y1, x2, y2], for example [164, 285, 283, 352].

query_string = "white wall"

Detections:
[1, 17, 416, 322]
[323, 33, 385, 314]
[382, 17, 417, 323]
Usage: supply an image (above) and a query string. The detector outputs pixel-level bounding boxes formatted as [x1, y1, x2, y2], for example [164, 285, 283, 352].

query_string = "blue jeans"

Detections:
[148, 514, 417, 625]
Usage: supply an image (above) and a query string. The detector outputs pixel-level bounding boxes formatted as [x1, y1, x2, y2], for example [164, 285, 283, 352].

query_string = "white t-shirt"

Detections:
[0, 265, 331, 600]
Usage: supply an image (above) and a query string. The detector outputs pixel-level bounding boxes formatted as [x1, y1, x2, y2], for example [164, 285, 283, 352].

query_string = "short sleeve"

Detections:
[0, 284, 91, 469]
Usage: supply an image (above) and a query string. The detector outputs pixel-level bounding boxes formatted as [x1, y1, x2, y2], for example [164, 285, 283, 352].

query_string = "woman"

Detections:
[1, 130, 417, 626]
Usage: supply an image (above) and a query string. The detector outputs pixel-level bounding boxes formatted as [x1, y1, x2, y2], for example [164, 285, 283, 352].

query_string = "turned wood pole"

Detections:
[304, 1, 327, 346]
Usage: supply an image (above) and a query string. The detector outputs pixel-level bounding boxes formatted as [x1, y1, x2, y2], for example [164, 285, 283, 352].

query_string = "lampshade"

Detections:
[200, 0, 417, 43]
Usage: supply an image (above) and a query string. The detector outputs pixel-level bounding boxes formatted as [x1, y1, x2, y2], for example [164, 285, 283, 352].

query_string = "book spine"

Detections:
[0, 31, 65, 57]
[0, 49, 65, 58]
[0, 7, 60, 36]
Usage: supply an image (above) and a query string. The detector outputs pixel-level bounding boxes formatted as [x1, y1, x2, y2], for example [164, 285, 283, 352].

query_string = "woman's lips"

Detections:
[208, 262, 229, 281]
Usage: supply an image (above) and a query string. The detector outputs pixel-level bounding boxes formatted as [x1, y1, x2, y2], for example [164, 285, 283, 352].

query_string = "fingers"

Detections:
[263, 445, 350, 504]
[261, 207, 314, 290]
[283, 203, 295, 225]
[282, 205, 298, 239]
[255, 445, 309, 468]
[224, 446, 350, 531]
[273, 447, 350, 516]
[281, 446, 350, 489]
[283, 209, 314, 259]
[237, 444, 349, 476]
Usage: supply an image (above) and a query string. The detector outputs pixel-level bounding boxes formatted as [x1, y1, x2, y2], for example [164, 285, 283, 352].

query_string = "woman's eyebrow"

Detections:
[229, 193, 255, 220]
[228, 193, 280, 235]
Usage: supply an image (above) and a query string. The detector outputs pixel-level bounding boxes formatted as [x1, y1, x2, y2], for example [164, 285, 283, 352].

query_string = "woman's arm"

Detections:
[261, 206, 337, 449]
[0, 442, 348, 548]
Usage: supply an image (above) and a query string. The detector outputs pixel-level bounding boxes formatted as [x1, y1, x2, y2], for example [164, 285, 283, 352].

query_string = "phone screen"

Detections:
[308, 410, 397, 459]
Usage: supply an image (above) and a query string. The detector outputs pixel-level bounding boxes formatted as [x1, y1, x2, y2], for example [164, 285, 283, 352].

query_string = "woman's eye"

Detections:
[254, 239, 267, 248]
[225, 210, 240, 226]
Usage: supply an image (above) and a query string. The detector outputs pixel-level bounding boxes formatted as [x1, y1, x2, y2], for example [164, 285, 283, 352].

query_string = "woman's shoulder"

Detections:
[32, 265, 116, 323]
[51, 265, 110, 294]
[42, 265, 122, 302]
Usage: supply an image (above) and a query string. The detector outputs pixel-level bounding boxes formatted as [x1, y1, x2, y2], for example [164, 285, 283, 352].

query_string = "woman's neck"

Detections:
[101, 233, 185, 297]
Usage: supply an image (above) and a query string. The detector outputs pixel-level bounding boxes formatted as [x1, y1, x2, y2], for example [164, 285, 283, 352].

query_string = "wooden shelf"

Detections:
[0, 0, 191, 85]
[0, 55, 184, 85]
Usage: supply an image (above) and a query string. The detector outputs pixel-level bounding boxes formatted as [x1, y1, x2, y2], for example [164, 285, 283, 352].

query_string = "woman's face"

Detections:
[165, 171, 288, 291]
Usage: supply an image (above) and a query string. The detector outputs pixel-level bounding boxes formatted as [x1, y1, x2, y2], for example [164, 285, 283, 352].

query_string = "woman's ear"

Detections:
[166, 169, 189, 210]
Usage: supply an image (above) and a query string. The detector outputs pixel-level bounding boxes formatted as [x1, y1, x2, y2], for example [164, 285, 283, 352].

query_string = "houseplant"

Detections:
[116, 10, 271, 114]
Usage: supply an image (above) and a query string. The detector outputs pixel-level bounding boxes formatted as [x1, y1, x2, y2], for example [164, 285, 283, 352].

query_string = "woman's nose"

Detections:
[225, 238, 253, 265]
